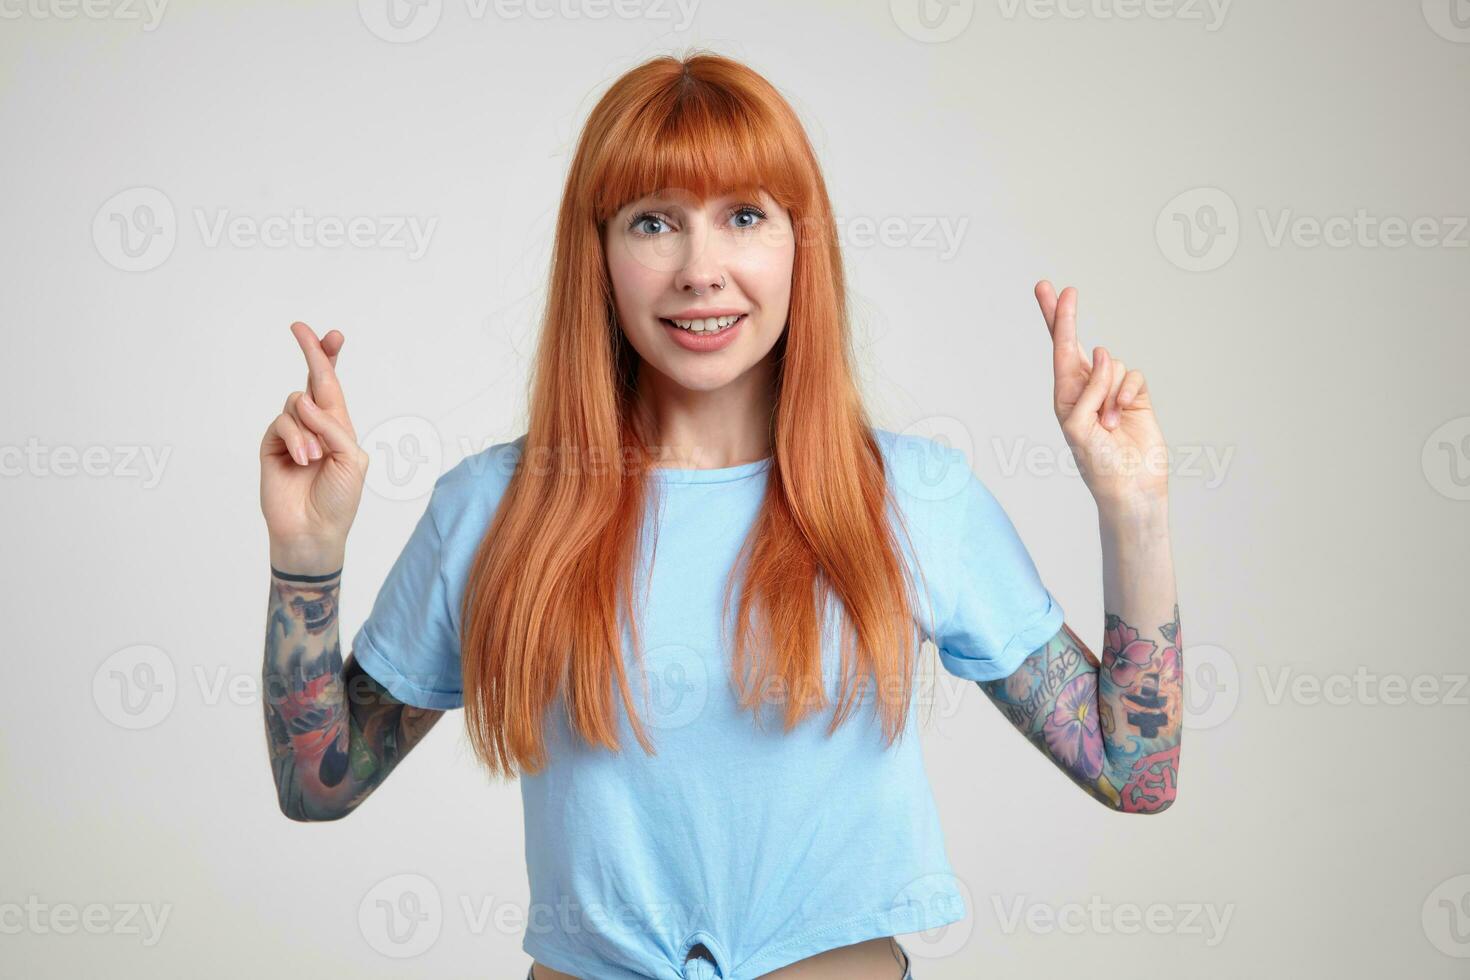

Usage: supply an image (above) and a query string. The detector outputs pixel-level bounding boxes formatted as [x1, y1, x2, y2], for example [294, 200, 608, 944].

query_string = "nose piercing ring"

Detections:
[692, 275, 726, 297]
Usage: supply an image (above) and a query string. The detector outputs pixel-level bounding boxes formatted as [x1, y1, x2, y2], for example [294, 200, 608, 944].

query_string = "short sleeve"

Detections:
[352, 482, 464, 710]
[930, 450, 1065, 682]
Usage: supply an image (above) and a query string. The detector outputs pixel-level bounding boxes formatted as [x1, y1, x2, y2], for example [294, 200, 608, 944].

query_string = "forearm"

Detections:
[978, 627, 1122, 810]
[1096, 494, 1181, 812]
[262, 567, 438, 821]
[263, 567, 358, 820]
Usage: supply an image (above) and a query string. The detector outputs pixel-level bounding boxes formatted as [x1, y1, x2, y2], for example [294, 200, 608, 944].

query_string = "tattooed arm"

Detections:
[978, 497, 1181, 813]
[263, 567, 445, 822]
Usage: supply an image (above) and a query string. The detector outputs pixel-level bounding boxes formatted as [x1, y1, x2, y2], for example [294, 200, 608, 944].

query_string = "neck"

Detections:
[633, 359, 776, 470]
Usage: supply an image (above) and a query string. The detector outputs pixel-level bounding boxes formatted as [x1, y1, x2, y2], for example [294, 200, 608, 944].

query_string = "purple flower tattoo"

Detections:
[1042, 673, 1104, 780]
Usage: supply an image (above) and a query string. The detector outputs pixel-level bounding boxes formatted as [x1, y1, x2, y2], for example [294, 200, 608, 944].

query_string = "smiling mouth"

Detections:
[659, 313, 746, 335]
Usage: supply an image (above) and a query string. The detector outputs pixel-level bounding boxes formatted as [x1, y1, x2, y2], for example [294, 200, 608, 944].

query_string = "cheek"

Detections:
[728, 232, 792, 285]
[748, 244, 795, 311]
[606, 250, 662, 312]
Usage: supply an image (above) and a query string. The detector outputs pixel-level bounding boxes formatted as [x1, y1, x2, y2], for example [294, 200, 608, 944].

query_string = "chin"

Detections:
[662, 362, 747, 392]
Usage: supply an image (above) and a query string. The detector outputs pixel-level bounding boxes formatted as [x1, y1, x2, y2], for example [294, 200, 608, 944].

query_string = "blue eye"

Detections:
[731, 205, 767, 230]
[629, 213, 670, 237]
[627, 204, 768, 237]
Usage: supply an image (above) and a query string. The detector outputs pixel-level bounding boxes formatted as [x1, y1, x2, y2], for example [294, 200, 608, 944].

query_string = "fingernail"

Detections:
[293, 446, 306, 465]
[300, 393, 315, 411]
[308, 439, 322, 459]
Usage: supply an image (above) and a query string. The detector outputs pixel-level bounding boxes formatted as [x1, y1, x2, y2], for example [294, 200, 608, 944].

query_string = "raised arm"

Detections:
[258, 322, 444, 821]
[263, 567, 444, 821]
[976, 282, 1182, 813]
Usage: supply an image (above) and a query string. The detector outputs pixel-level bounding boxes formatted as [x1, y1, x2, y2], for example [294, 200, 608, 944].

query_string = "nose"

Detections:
[671, 223, 727, 296]
[675, 265, 725, 296]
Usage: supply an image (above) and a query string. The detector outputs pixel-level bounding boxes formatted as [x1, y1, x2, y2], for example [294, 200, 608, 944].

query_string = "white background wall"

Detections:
[2, 0, 1468, 976]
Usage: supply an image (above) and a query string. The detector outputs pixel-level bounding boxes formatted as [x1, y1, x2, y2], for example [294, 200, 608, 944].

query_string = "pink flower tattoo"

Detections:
[1102, 614, 1158, 688]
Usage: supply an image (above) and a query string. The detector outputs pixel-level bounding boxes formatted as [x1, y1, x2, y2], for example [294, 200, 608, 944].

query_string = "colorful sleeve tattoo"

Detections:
[262, 567, 445, 821]
[977, 606, 1182, 813]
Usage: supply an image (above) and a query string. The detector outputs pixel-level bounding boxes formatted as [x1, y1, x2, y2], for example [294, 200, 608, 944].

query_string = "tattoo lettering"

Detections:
[978, 605, 1182, 814]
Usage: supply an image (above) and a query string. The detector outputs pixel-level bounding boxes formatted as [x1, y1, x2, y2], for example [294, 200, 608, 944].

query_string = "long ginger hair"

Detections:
[460, 51, 932, 778]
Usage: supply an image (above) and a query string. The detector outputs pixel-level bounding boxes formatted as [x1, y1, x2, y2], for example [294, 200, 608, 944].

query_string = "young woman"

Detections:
[259, 52, 1182, 980]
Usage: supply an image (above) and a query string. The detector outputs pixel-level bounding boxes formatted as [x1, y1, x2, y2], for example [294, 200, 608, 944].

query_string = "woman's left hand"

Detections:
[1035, 281, 1169, 508]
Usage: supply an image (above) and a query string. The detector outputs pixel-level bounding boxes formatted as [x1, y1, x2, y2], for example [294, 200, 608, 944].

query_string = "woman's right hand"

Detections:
[260, 322, 370, 575]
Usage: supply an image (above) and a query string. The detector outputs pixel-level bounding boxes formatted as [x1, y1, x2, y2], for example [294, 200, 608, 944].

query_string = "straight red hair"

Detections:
[459, 51, 933, 778]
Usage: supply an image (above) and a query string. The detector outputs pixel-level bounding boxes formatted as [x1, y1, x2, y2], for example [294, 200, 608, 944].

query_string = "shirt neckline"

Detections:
[652, 456, 773, 485]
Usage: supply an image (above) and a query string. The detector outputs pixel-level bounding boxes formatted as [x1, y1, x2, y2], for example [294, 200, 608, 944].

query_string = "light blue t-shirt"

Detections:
[352, 427, 1065, 980]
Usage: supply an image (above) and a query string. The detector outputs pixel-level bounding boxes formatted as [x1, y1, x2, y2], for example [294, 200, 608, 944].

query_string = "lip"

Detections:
[660, 313, 746, 352]
[661, 307, 747, 320]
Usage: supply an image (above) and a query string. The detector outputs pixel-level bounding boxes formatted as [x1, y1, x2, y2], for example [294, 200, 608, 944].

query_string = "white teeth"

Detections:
[668, 314, 742, 333]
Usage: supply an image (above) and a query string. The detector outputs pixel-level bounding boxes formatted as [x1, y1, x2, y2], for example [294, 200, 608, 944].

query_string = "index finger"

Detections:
[1034, 279, 1059, 333]
[290, 322, 346, 413]
[1035, 281, 1089, 375]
